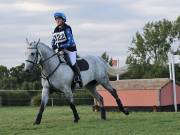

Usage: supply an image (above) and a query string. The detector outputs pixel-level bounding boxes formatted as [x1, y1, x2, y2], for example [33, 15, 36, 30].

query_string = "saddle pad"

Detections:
[77, 59, 89, 71]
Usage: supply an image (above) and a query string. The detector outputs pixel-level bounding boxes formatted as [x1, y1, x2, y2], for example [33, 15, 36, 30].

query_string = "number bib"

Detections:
[53, 31, 67, 44]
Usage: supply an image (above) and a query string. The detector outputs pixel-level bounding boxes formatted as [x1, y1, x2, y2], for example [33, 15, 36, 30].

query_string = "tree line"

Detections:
[0, 64, 41, 90]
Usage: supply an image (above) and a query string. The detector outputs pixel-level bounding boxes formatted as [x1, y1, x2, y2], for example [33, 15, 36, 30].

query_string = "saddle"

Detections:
[60, 52, 89, 71]
[76, 58, 89, 71]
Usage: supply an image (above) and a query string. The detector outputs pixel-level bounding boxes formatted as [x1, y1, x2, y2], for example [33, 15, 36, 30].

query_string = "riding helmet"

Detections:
[54, 12, 66, 22]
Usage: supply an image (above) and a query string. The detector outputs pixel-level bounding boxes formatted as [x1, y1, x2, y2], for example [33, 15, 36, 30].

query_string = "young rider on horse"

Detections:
[51, 12, 83, 88]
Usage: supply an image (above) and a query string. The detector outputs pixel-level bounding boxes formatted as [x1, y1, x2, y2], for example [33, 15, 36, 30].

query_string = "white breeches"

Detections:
[64, 50, 77, 66]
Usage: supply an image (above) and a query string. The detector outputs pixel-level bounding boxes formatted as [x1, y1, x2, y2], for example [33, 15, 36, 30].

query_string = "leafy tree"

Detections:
[172, 16, 180, 39]
[101, 52, 113, 66]
[0, 65, 9, 79]
[0, 63, 42, 90]
[126, 17, 180, 80]
[127, 19, 173, 66]
[109, 58, 113, 66]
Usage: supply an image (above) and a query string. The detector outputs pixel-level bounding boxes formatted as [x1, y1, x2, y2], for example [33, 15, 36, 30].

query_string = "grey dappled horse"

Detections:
[24, 39, 129, 125]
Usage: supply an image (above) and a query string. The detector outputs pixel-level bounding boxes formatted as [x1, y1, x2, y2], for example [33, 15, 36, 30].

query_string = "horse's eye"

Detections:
[31, 53, 35, 56]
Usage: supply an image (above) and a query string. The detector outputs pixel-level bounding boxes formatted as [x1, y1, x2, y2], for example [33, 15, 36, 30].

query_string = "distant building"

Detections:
[111, 59, 118, 67]
[94, 78, 180, 111]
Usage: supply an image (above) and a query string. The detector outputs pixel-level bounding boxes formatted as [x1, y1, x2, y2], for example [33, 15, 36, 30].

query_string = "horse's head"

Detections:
[24, 38, 41, 73]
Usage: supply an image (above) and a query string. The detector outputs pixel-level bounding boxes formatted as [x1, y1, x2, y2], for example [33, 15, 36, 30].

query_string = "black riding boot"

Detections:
[71, 63, 83, 88]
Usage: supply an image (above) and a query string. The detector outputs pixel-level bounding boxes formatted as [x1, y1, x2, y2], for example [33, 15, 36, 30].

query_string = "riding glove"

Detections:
[52, 45, 57, 50]
[58, 47, 63, 52]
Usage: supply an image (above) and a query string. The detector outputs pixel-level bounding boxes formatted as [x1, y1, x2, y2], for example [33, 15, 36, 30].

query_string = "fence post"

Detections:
[51, 98, 54, 107]
[171, 54, 177, 112]
[0, 96, 2, 106]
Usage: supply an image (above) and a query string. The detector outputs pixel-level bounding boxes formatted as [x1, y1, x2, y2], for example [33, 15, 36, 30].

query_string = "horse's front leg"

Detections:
[34, 87, 49, 125]
[64, 90, 80, 123]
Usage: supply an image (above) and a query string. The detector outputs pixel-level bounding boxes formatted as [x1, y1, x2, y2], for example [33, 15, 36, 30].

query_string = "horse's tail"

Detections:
[107, 64, 129, 76]
[99, 57, 129, 77]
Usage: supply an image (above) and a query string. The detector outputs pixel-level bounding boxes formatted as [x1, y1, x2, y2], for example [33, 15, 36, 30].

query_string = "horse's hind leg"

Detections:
[99, 77, 129, 115]
[86, 81, 106, 120]
[34, 87, 49, 125]
[64, 89, 80, 123]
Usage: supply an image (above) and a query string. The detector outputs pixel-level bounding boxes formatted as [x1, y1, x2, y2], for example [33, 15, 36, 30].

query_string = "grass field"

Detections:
[0, 106, 180, 135]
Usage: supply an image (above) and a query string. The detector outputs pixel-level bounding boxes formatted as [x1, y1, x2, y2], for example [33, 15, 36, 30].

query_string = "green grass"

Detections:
[0, 106, 180, 135]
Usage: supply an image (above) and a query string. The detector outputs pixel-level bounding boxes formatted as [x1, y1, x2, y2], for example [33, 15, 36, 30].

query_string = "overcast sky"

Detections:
[0, 0, 180, 68]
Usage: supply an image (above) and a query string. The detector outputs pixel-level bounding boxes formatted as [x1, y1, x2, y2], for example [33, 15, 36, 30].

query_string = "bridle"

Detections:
[25, 40, 62, 89]
[25, 46, 39, 66]
[25, 39, 41, 66]
[25, 40, 59, 67]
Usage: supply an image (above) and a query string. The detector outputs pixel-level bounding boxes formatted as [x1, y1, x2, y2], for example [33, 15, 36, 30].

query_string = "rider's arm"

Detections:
[51, 34, 57, 50]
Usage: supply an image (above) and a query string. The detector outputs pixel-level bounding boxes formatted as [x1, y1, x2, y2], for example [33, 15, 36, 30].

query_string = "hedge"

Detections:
[0, 89, 94, 106]
[31, 90, 94, 106]
[0, 91, 31, 106]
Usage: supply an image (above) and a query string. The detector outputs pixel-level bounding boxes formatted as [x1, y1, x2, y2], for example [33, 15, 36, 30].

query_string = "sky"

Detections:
[0, 0, 180, 68]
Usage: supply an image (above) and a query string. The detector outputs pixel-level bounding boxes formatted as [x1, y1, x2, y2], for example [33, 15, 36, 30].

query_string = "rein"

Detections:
[40, 52, 62, 80]
[40, 52, 59, 63]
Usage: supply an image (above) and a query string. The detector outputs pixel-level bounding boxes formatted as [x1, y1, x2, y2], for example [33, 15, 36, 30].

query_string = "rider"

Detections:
[51, 12, 83, 88]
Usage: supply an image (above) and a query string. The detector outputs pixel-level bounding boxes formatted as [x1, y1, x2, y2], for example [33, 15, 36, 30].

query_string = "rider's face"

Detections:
[55, 18, 64, 26]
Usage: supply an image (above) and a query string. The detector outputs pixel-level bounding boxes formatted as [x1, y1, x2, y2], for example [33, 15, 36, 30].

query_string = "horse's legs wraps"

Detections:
[100, 105, 106, 120]
[100, 80, 129, 115]
[110, 89, 127, 113]
[86, 82, 106, 120]
[90, 91, 106, 120]
[110, 89, 129, 115]
[65, 90, 80, 123]
[34, 87, 49, 125]
[94, 92, 106, 120]
[69, 102, 80, 123]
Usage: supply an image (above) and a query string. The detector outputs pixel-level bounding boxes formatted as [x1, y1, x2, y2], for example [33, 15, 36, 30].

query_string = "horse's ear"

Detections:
[26, 38, 30, 46]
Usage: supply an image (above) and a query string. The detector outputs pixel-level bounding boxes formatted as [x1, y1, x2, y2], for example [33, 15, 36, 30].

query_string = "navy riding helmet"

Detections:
[54, 12, 66, 22]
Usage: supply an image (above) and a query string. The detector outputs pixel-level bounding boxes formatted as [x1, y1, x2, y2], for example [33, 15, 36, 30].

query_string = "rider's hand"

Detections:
[52, 45, 57, 50]
[58, 47, 63, 52]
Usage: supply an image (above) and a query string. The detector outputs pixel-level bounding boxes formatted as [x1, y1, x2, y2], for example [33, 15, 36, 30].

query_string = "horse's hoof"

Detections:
[74, 120, 78, 123]
[74, 119, 79, 123]
[101, 117, 106, 120]
[123, 109, 129, 115]
[74, 117, 80, 123]
[101, 115, 106, 120]
[33, 121, 40, 125]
